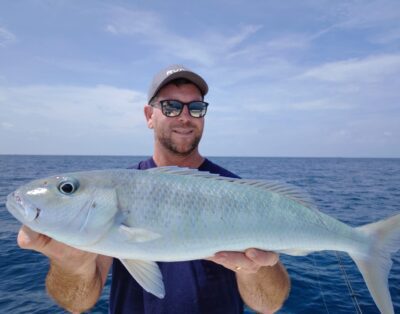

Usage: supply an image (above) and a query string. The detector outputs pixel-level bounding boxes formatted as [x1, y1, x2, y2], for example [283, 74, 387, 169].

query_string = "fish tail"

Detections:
[349, 213, 400, 314]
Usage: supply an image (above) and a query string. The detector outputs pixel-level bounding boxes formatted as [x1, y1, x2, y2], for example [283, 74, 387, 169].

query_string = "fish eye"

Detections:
[58, 178, 79, 195]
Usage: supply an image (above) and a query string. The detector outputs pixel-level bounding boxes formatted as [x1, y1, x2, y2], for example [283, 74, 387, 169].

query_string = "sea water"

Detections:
[0, 155, 399, 313]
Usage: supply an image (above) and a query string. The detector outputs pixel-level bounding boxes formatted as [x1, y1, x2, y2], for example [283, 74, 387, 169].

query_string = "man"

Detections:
[17, 65, 290, 313]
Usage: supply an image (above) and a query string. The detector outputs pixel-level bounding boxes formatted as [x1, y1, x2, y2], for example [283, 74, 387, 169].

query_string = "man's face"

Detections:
[146, 83, 205, 156]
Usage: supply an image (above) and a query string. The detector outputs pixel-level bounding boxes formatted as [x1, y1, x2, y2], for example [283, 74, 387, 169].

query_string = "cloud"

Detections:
[232, 97, 353, 114]
[202, 24, 262, 53]
[0, 84, 153, 154]
[105, 8, 213, 65]
[0, 27, 16, 47]
[1, 122, 13, 129]
[105, 7, 262, 66]
[311, 0, 400, 44]
[264, 34, 311, 50]
[105, 9, 161, 36]
[336, 0, 400, 29]
[328, 115, 400, 148]
[35, 57, 118, 75]
[0, 84, 146, 132]
[288, 99, 353, 111]
[300, 54, 400, 83]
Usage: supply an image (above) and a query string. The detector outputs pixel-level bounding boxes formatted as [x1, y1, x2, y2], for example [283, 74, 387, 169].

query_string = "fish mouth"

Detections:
[6, 191, 41, 223]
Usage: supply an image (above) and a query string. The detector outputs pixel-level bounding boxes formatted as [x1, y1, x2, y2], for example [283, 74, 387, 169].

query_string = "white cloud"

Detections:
[0, 84, 152, 154]
[35, 57, 118, 75]
[264, 34, 311, 50]
[336, 0, 400, 29]
[0, 27, 16, 47]
[290, 1, 400, 45]
[0, 84, 146, 133]
[300, 54, 400, 83]
[233, 97, 353, 114]
[202, 24, 262, 53]
[1, 122, 13, 129]
[105, 9, 161, 35]
[288, 99, 353, 111]
[327, 116, 399, 150]
[105, 8, 213, 65]
[105, 7, 262, 66]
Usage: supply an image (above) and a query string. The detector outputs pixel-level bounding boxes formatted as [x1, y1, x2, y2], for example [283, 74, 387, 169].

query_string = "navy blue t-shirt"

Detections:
[109, 158, 244, 314]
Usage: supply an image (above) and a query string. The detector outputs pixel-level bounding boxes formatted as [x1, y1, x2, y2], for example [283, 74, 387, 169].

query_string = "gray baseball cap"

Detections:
[147, 64, 208, 102]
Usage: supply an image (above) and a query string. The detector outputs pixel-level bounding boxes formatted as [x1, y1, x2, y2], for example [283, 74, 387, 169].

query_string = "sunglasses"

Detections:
[151, 100, 208, 118]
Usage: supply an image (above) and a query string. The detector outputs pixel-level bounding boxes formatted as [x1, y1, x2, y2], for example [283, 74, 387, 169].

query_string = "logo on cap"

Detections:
[166, 68, 185, 76]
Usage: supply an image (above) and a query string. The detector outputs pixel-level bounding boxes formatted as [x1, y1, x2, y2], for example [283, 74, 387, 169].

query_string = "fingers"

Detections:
[17, 225, 51, 253]
[208, 249, 280, 274]
[210, 251, 260, 273]
[245, 248, 280, 267]
[17, 225, 101, 277]
[17, 225, 71, 260]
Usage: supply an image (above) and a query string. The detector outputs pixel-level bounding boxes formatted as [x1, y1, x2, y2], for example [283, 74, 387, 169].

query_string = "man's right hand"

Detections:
[17, 225, 112, 312]
[18, 225, 99, 274]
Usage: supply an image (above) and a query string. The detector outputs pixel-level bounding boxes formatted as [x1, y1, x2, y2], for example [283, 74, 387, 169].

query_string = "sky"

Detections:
[0, 0, 399, 157]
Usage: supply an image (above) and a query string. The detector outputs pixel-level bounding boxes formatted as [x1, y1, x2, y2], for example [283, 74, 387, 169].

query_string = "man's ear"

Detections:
[144, 105, 154, 129]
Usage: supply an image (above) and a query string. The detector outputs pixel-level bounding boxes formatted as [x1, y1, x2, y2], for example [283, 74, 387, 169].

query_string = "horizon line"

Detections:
[0, 154, 399, 159]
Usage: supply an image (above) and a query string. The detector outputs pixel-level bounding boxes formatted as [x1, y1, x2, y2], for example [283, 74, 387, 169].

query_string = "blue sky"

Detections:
[1, 0, 399, 157]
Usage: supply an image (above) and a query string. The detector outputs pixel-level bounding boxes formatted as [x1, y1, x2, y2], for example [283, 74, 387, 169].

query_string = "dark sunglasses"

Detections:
[151, 100, 208, 118]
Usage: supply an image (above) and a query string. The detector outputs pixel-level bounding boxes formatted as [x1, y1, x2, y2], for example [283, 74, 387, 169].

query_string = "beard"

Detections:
[159, 134, 202, 156]
[158, 129, 202, 156]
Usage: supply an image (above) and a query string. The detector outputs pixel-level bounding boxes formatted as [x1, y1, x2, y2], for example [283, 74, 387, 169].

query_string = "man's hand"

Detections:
[208, 249, 289, 314]
[208, 248, 279, 274]
[18, 225, 98, 273]
[17, 225, 112, 312]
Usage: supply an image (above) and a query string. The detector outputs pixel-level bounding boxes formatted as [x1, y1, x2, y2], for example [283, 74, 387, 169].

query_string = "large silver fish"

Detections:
[6, 167, 400, 313]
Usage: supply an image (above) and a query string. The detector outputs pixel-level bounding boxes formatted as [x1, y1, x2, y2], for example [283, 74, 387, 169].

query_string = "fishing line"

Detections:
[311, 254, 330, 314]
[334, 252, 363, 314]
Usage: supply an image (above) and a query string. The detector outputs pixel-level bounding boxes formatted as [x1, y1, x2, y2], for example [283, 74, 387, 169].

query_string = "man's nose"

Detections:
[179, 105, 192, 122]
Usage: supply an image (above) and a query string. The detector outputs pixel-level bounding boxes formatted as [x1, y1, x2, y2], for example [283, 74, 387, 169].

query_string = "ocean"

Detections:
[0, 155, 399, 314]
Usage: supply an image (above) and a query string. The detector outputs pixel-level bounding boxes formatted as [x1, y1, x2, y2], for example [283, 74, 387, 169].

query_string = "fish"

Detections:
[5, 167, 400, 313]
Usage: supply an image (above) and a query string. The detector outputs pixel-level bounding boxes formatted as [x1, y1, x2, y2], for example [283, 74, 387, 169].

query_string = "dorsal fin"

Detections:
[145, 166, 316, 210]
[236, 179, 316, 209]
[146, 166, 225, 179]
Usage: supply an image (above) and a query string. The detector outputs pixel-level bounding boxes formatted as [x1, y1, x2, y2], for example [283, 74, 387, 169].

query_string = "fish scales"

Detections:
[117, 171, 256, 258]
[108, 170, 365, 259]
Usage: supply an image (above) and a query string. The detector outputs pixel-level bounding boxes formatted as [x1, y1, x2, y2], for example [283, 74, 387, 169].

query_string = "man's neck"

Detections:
[153, 148, 205, 168]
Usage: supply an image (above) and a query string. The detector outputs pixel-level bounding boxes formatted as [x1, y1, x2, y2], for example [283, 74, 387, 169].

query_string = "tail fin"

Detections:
[349, 214, 400, 314]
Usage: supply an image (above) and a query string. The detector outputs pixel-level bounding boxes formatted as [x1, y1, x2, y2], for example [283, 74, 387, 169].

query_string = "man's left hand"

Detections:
[208, 248, 279, 274]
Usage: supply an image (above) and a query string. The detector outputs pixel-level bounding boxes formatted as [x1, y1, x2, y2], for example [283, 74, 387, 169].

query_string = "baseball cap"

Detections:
[148, 64, 208, 102]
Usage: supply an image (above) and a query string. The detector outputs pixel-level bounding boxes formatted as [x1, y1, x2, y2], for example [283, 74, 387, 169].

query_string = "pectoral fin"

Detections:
[119, 224, 161, 242]
[120, 259, 165, 298]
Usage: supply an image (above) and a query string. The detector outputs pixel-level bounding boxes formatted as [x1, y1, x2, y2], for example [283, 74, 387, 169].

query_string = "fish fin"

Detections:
[237, 179, 316, 209]
[350, 213, 400, 314]
[146, 167, 315, 209]
[278, 249, 314, 256]
[120, 259, 165, 298]
[146, 166, 223, 179]
[119, 224, 161, 242]
[145, 166, 330, 228]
